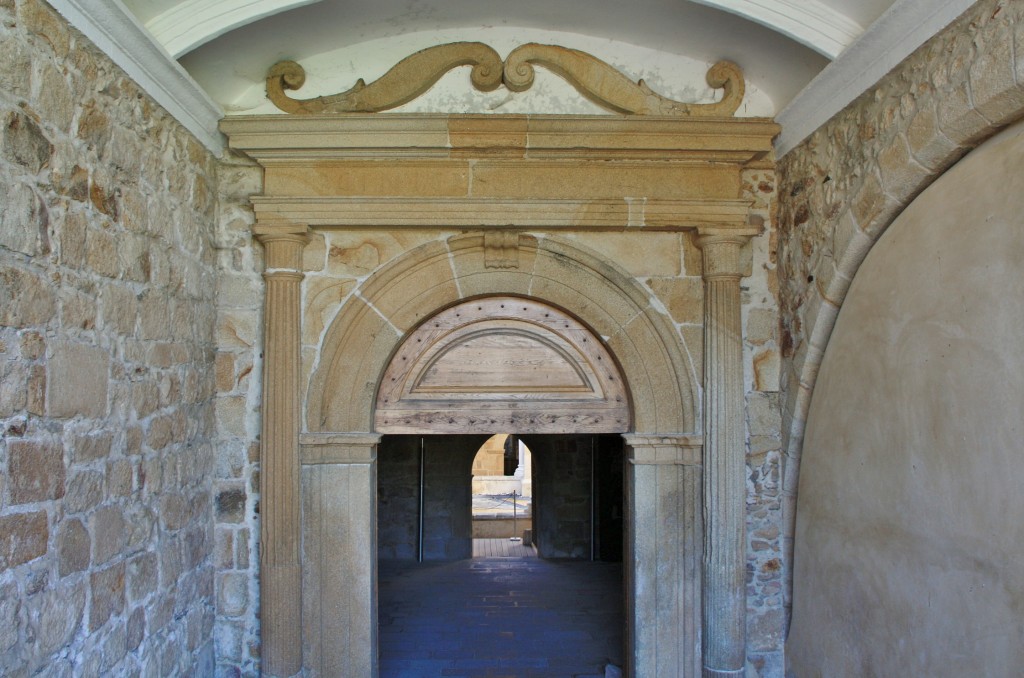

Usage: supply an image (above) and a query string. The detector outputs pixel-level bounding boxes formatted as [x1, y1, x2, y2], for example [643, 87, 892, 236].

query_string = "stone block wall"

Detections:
[211, 150, 263, 677]
[0, 0, 218, 675]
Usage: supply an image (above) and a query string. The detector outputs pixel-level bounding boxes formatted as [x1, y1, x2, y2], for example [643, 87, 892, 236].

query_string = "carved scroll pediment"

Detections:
[267, 42, 744, 117]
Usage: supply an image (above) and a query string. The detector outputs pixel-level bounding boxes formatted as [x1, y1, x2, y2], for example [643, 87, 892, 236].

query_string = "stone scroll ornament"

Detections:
[266, 42, 745, 116]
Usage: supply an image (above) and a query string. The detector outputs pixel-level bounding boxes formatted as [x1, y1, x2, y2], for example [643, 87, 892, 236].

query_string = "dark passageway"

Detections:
[377, 434, 625, 676]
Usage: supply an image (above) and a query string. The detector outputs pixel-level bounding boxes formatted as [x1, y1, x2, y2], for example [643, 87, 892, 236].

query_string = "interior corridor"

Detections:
[378, 551, 624, 677]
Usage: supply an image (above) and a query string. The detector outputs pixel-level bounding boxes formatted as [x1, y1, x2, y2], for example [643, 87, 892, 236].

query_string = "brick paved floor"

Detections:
[378, 554, 623, 677]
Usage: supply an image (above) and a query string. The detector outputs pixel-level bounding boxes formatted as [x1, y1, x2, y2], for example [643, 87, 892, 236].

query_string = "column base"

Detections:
[703, 667, 745, 678]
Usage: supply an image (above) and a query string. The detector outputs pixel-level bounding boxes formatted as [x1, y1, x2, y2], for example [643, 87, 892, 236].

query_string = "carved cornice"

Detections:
[267, 42, 744, 116]
[250, 196, 754, 231]
[220, 114, 779, 162]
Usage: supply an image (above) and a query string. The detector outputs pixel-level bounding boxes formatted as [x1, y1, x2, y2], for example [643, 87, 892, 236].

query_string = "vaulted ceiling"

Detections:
[50, 0, 976, 153]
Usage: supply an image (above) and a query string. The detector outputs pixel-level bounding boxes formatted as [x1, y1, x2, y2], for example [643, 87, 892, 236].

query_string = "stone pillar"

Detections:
[255, 225, 310, 678]
[300, 434, 381, 677]
[623, 435, 704, 678]
[697, 231, 753, 678]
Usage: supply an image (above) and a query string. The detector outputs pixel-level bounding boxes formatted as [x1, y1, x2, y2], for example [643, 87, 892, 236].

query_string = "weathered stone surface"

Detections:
[57, 517, 90, 575]
[18, 0, 71, 57]
[0, 511, 48, 571]
[8, 439, 65, 504]
[217, 572, 249, 618]
[0, 582, 19, 654]
[72, 432, 113, 463]
[46, 341, 109, 418]
[0, 265, 56, 328]
[30, 581, 85, 656]
[63, 470, 103, 513]
[89, 562, 126, 631]
[92, 504, 127, 565]
[126, 552, 158, 603]
[2, 110, 52, 172]
[646, 277, 703, 325]
[0, 182, 43, 256]
[0, 8, 219, 674]
[215, 487, 246, 523]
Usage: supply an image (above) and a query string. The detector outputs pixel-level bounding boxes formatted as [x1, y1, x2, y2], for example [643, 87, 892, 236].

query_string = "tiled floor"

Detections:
[378, 551, 624, 677]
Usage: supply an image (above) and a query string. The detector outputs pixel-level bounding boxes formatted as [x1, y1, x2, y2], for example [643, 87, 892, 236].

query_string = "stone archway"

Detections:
[300, 235, 703, 676]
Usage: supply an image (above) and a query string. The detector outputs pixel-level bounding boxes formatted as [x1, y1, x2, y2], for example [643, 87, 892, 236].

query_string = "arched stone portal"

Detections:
[221, 112, 777, 677]
[301, 236, 702, 676]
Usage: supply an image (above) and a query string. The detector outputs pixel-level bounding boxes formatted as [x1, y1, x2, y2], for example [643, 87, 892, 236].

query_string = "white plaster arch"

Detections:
[146, 0, 323, 58]
[689, 0, 862, 58]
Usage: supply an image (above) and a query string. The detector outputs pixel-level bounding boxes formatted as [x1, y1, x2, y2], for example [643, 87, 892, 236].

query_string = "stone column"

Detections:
[697, 231, 753, 678]
[300, 433, 381, 677]
[623, 435, 704, 678]
[255, 225, 310, 678]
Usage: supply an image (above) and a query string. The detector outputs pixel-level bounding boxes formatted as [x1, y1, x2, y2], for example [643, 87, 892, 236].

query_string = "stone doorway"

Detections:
[225, 112, 770, 677]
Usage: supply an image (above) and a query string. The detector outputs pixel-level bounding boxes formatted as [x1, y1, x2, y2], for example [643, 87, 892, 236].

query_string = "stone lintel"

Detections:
[623, 434, 703, 466]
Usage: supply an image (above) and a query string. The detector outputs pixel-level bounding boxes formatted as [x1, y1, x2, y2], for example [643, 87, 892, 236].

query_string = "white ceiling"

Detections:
[50, 0, 975, 152]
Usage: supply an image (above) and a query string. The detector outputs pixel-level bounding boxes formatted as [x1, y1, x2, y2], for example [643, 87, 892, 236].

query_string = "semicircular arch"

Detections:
[306, 232, 698, 434]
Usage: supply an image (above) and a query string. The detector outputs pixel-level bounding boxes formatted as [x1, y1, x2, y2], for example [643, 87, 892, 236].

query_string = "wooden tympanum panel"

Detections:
[374, 297, 629, 433]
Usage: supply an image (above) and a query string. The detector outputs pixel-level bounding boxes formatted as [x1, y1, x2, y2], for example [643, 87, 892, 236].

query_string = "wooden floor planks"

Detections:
[472, 538, 537, 558]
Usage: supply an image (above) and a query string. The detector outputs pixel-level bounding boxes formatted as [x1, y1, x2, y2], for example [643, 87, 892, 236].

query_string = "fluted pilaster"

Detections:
[256, 227, 310, 678]
[697, 232, 750, 678]
[623, 435, 704, 678]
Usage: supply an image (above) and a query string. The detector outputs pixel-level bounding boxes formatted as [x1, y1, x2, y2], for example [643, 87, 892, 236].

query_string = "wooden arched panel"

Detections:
[375, 297, 629, 433]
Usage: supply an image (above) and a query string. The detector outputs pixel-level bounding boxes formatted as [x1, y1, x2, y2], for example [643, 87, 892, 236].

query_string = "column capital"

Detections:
[255, 221, 310, 273]
[623, 434, 703, 465]
[694, 227, 757, 280]
[300, 432, 382, 465]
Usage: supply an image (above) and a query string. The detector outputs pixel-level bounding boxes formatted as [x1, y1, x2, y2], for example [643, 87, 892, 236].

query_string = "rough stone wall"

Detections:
[0, 0, 218, 675]
[211, 151, 263, 676]
[777, 0, 1024, 638]
[740, 169, 785, 677]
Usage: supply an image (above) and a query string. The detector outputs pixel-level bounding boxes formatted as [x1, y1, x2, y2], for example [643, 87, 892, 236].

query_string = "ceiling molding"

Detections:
[147, 0, 323, 59]
[775, 0, 976, 157]
[48, 0, 225, 154]
[688, 0, 863, 59]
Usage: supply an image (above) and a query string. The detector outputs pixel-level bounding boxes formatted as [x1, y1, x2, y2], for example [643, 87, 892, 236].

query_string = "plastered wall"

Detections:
[787, 120, 1024, 676]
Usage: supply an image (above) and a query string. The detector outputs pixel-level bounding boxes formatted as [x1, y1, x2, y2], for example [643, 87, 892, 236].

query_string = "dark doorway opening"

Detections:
[377, 434, 625, 677]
